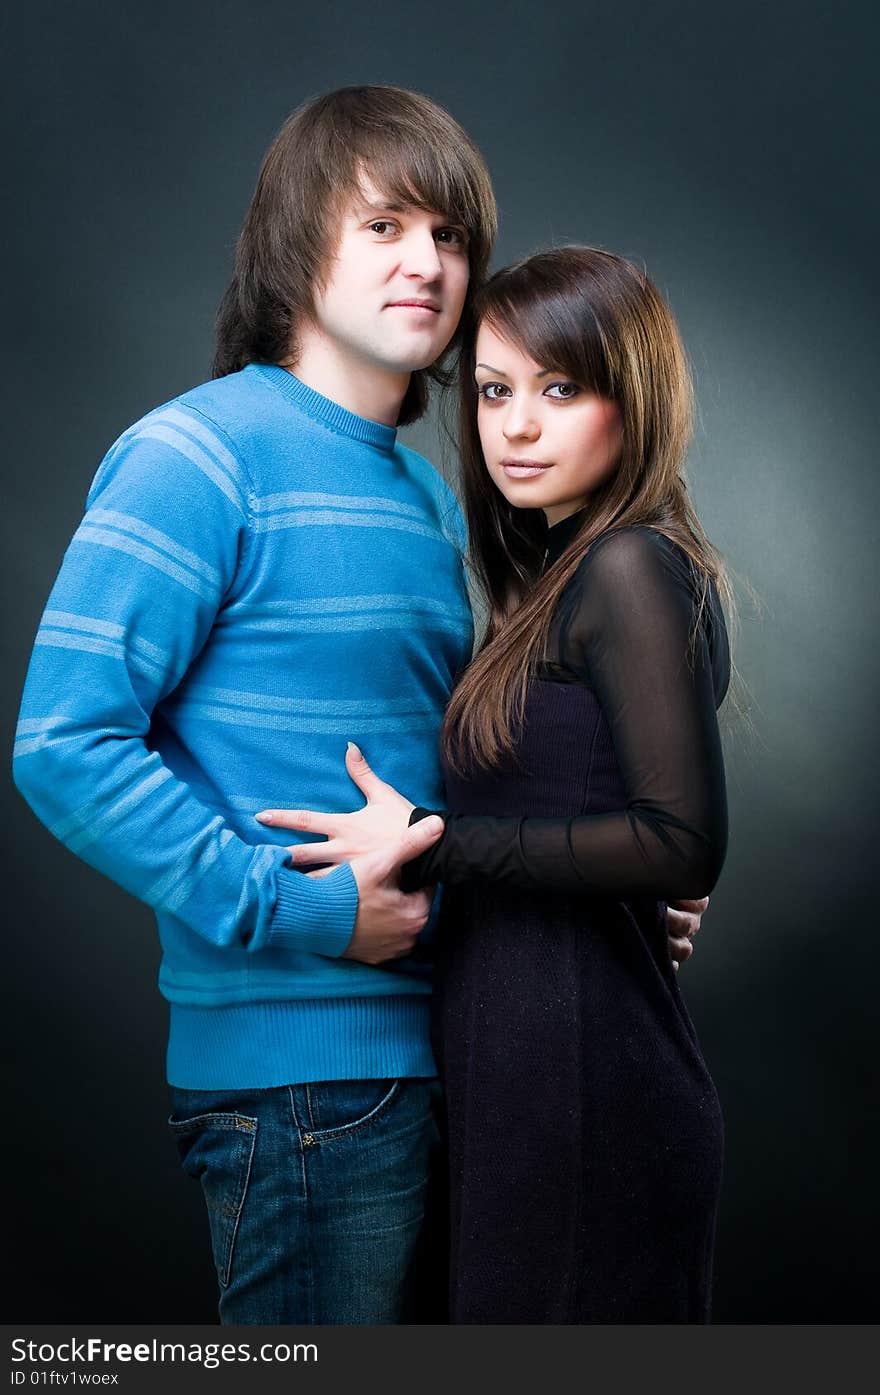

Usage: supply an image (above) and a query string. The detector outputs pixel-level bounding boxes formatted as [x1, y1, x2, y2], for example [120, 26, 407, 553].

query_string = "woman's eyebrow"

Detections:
[475, 363, 554, 379]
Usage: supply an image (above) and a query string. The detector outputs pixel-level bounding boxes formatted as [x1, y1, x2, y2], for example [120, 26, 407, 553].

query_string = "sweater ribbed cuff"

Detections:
[269, 863, 358, 957]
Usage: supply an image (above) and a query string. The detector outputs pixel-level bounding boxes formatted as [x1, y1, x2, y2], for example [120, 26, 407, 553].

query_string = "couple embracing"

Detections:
[14, 85, 730, 1325]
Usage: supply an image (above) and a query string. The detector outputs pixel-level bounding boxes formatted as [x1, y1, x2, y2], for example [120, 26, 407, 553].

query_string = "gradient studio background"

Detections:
[3, 1, 876, 1322]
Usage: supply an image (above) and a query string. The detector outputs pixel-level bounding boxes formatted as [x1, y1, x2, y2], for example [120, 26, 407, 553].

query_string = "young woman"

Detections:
[261, 247, 730, 1323]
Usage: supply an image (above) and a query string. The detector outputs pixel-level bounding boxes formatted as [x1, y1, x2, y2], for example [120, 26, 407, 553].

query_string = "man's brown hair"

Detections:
[214, 85, 497, 425]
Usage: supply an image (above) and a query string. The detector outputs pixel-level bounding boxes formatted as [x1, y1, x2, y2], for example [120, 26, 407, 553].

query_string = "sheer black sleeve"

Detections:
[402, 527, 729, 900]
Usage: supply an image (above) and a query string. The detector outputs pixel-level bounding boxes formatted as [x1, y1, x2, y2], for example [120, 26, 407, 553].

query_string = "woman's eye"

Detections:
[477, 383, 510, 402]
[545, 381, 581, 400]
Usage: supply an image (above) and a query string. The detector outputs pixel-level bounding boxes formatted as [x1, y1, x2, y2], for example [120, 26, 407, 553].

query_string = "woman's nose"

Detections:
[502, 404, 540, 441]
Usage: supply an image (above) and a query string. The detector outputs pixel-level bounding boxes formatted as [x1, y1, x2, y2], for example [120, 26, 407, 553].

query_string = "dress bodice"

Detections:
[403, 525, 729, 902]
[442, 676, 626, 820]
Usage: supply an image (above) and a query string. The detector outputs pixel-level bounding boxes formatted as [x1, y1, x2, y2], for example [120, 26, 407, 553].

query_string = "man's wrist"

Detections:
[269, 863, 358, 957]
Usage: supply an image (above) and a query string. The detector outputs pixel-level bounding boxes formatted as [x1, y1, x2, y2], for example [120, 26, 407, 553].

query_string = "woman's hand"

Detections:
[256, 742, 416, 869]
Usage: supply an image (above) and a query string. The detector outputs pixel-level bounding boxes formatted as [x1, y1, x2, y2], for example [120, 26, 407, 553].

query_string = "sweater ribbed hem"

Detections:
[269, 863, 358, 957]
[249, 365, 398, 451]
[167, 994, 436, 1089]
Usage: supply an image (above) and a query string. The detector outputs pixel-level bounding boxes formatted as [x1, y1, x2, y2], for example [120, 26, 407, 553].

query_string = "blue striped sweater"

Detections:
[13, 365, 473, 1088]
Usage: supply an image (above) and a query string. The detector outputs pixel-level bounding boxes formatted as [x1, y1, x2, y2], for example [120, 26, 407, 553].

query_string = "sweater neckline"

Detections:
[248, 364, 399, 452]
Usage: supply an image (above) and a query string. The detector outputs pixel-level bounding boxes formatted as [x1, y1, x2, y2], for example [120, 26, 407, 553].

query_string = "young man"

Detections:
[14, 85, 705, 1324]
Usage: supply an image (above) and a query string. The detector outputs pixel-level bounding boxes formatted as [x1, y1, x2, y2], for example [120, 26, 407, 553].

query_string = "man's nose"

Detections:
[400, 229, 443, 281]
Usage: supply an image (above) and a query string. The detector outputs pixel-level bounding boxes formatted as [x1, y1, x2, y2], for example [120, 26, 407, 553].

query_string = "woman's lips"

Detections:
[501, 460, 553, 479]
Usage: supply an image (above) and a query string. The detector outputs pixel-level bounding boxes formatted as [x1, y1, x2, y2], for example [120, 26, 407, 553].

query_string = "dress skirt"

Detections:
[432, 882, 723, 1323]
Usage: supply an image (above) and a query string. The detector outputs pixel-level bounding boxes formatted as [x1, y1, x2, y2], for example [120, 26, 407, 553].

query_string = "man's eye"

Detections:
[369, 221, 396, 235]
[545, 382, 581, 400]
[477, 383, 509, 401]
[436, 227, 467, 247]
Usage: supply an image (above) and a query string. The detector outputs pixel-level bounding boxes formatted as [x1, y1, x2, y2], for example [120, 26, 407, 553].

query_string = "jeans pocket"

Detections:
[301, 1078, 401, 1141]
[168, 1110, 258, 1289]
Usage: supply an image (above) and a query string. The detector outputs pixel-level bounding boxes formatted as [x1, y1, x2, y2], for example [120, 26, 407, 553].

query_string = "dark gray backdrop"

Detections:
[3, 0, 877, 1322]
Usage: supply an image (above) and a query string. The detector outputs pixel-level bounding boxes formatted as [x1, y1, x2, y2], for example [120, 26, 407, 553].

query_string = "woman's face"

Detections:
[474, 321, 623, 526]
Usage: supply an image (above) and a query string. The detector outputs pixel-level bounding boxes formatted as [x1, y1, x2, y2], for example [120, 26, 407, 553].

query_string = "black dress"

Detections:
[404, 518, 730, 1324]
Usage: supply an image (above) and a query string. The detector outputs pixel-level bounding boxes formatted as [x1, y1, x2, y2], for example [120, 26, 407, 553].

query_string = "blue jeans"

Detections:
[169, 1077, 446, 1324]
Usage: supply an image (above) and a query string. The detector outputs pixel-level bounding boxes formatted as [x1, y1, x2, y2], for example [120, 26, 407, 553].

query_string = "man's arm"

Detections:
[13, 409, 360, 956]
[666, 897, 709, 969]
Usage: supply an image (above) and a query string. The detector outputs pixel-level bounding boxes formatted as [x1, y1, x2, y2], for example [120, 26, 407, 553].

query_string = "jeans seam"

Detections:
[168, 1111, 258, 1136]
[298, 1079, 402, 1144]
[168, 1110, 258, 1290]
[287, 1086, 315, 1324]
[304, 1082, 317, 1131]
[219, 1121, 258, 1289]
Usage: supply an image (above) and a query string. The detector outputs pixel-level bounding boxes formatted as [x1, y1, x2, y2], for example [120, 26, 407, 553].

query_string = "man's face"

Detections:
[311, 175, 471, 376]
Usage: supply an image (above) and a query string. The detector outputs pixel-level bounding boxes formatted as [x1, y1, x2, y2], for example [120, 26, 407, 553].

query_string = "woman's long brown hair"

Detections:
[442, 246, 734, 774]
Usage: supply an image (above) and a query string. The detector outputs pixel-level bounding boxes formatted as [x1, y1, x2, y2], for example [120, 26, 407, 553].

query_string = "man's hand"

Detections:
[341, 815, 445, 966]
[666, 896, 709, 971]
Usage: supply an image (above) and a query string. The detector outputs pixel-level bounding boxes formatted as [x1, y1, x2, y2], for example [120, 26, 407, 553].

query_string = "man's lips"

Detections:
[386, 299, 441, 314]
[501, 459, 553, 479]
